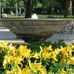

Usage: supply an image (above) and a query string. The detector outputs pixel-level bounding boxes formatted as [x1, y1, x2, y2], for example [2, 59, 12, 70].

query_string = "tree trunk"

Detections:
[0, 3, 1, 18]
[0, 1, 2, 18]
[65, 0, 72, 17]
[19, 8, 21, 15]
[25, 0, 32, 18]
[15, 2, 18, 16]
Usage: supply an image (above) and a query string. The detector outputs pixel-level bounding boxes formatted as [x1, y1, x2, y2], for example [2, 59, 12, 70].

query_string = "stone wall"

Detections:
[0, 19, 72, 36]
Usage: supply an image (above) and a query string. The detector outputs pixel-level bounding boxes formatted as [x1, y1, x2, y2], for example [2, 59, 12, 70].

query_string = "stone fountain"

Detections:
[46, 20, 74, 44]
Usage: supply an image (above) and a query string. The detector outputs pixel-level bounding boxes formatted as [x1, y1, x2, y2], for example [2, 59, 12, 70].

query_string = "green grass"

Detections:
[2, 14, 24, 19]
[38, 15, 74, 19]
[2, 14, 74, 19]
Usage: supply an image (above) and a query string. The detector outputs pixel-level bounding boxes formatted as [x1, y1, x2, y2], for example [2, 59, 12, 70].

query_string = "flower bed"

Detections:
[0, 41, 74, 74]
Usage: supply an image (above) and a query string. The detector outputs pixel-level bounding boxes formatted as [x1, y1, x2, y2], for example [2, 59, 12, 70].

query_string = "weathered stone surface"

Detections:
[0, 19, 74, 44]
[0, 19, 72, 36]
[46, 33, 74, 42]
[0, 29, 16, 39]
[0, 28, 26, 44]
[60, 22, 74, 34]
[46, 21, 74, 44]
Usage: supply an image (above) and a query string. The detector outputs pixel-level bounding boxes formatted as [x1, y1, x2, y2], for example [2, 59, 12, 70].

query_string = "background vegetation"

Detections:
[0, 0, 74, 19]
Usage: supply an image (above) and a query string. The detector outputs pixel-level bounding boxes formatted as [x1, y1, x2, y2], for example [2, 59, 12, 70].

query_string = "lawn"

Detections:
[2, 14, 74, 19]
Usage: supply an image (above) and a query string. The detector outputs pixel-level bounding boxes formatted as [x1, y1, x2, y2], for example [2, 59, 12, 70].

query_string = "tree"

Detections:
[0, 0, 2, 18]
[0, 0, 9, 18]
[1, 0, 9, 13]
[25, 0, 32, 18]
[72, 0, 74, 15]
[48, 0, 58, 15]
[32, 0, 38, 8]
[65, 0, 72, 17]
[17, 0, 24, 15]
[15, 0, 23, 16]
[39, 0, 58, 14]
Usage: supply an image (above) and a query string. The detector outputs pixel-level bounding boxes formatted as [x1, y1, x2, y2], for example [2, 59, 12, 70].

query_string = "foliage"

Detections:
[1, 0, 73, 17]
[0, 41, 74, 74]
[1, 0, 24, 8]
[1, 0, 9, 7]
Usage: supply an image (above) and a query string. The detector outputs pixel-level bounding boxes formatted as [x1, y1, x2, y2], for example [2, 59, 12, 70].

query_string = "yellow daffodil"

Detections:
[45, 45, 52, 51]
[13, 56, 23, 65]
[3, 55, 13, 66]
[22, 66, 31, 74]
[54, 48, 61, 55]
[42, 51, 49, 59]
[49, 51, 58, 61]
[0, 43, 4, 49]
[6, 70, 14, 74]
[0, 41, 8, 48]
[67, 57, 74, 65]
[60, 69, 67, 74]
[29, 62, 47, 74]
[60, 46, 67, 54]
[8, 46, 16, 55]
[37, 63, 47, 74]
[33, 52, 39, 59]
[19, 45, 31, 58]
[65, 46, 73, 55]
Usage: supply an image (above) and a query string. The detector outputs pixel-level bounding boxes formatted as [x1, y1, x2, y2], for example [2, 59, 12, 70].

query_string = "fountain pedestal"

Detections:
[46, 22, 74, 44]
[0, 27, 26, 44]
